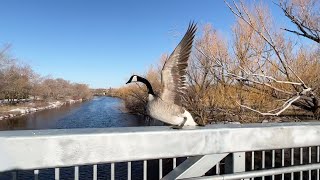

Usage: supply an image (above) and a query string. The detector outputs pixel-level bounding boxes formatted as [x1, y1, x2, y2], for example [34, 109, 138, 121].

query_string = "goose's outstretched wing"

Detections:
[160, 22, 197, 105]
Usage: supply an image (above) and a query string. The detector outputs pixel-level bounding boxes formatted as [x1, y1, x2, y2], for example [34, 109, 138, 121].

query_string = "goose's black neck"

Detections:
[137, 76, 155, 95]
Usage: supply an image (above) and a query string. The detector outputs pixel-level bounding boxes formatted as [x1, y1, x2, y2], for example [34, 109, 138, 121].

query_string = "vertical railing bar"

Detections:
[272, 150, 275, 180]
[251, 151, 254, 180]
[74, 166, 79, 180]
[111, 163, 115, 180]
[34, 170, 39, 180]
[55, 168, 60, 180]
[11, 172, 17, 180]
[281, 149, 284, 180]
[291, 148, 294, 180]
[309, 147, 312, 164]
[143, 160, 147, 180]
[251, 151, 254, 170]
[317, 146, 319, 180]
[93, 164, 97, 180]
[127, 162, 131, 180]
[309, 147, 312, 180]
[216, 161, 220, 175]
[262, 151, 265, 180]
[300, 147, 303, 180]
[159, 159, 163, 179]
[173, 158, 177, 168]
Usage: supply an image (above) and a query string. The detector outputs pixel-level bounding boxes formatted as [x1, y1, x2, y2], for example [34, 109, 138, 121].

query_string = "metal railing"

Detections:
[0, 122, 320, 179]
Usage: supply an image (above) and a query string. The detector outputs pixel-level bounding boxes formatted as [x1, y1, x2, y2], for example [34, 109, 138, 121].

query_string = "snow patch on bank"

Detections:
[0, 99, 83, 120]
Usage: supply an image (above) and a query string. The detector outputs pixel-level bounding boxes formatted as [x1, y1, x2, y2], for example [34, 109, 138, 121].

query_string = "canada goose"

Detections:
[126, 23, 198, 129]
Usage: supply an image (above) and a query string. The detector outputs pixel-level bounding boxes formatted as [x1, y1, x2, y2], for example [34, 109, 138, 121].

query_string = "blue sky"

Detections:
[0, 0, 293, 88]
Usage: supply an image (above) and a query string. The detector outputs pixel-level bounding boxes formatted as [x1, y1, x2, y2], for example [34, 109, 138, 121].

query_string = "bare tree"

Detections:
[71, 83, 92, 100]
[0, 44, 93, 105]
[0, 45, 15, 100]
[224, 0, 320, 118]
[1, 65, 33, 103]
[278, 0, 320, 43]
[184, 24, 246, 124]
[115, 2, 319, 122]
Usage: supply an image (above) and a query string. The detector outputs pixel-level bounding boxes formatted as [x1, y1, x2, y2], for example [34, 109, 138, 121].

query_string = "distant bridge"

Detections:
[1, 122, 320, 179]
[91, 88, 118, 97]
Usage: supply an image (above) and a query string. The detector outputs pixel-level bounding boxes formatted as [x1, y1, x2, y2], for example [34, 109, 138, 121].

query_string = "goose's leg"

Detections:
[172, 117, 187, 129]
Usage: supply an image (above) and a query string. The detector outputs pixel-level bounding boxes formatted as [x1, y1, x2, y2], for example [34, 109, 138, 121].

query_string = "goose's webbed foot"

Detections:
[171, 117, 187, 129]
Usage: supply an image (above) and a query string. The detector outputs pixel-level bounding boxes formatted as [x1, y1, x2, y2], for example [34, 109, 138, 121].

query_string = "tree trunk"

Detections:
[313, 96, 320, 120]
[314, 105, 320, 120]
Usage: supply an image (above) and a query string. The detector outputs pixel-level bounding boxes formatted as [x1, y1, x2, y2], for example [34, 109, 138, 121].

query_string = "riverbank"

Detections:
[0, 99, 83, 121]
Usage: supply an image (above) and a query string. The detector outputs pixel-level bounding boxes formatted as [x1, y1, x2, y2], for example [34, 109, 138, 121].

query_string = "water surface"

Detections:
[0, 96, 145, 130]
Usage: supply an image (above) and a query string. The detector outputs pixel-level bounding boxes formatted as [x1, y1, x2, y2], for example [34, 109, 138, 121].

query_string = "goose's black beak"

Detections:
[126, 80, 131, 84]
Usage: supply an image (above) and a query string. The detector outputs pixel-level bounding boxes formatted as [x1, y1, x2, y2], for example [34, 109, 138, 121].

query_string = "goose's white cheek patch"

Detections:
[132, 76, 138, 82]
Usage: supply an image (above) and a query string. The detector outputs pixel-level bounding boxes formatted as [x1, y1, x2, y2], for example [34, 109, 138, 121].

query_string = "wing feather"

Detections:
[161, 22, 197, 105]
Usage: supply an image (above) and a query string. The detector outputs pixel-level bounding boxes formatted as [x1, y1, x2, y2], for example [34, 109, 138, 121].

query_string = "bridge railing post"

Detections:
[225, 152, 249, 179]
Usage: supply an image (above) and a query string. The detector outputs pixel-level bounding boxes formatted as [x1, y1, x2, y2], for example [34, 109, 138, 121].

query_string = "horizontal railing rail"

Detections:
[186, 163, 320, 180]
[1, 122, 320, 173]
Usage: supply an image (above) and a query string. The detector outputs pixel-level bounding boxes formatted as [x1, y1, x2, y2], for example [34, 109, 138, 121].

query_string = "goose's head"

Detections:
[126, 75, 156, 97]
[126, 75, 138, 84]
